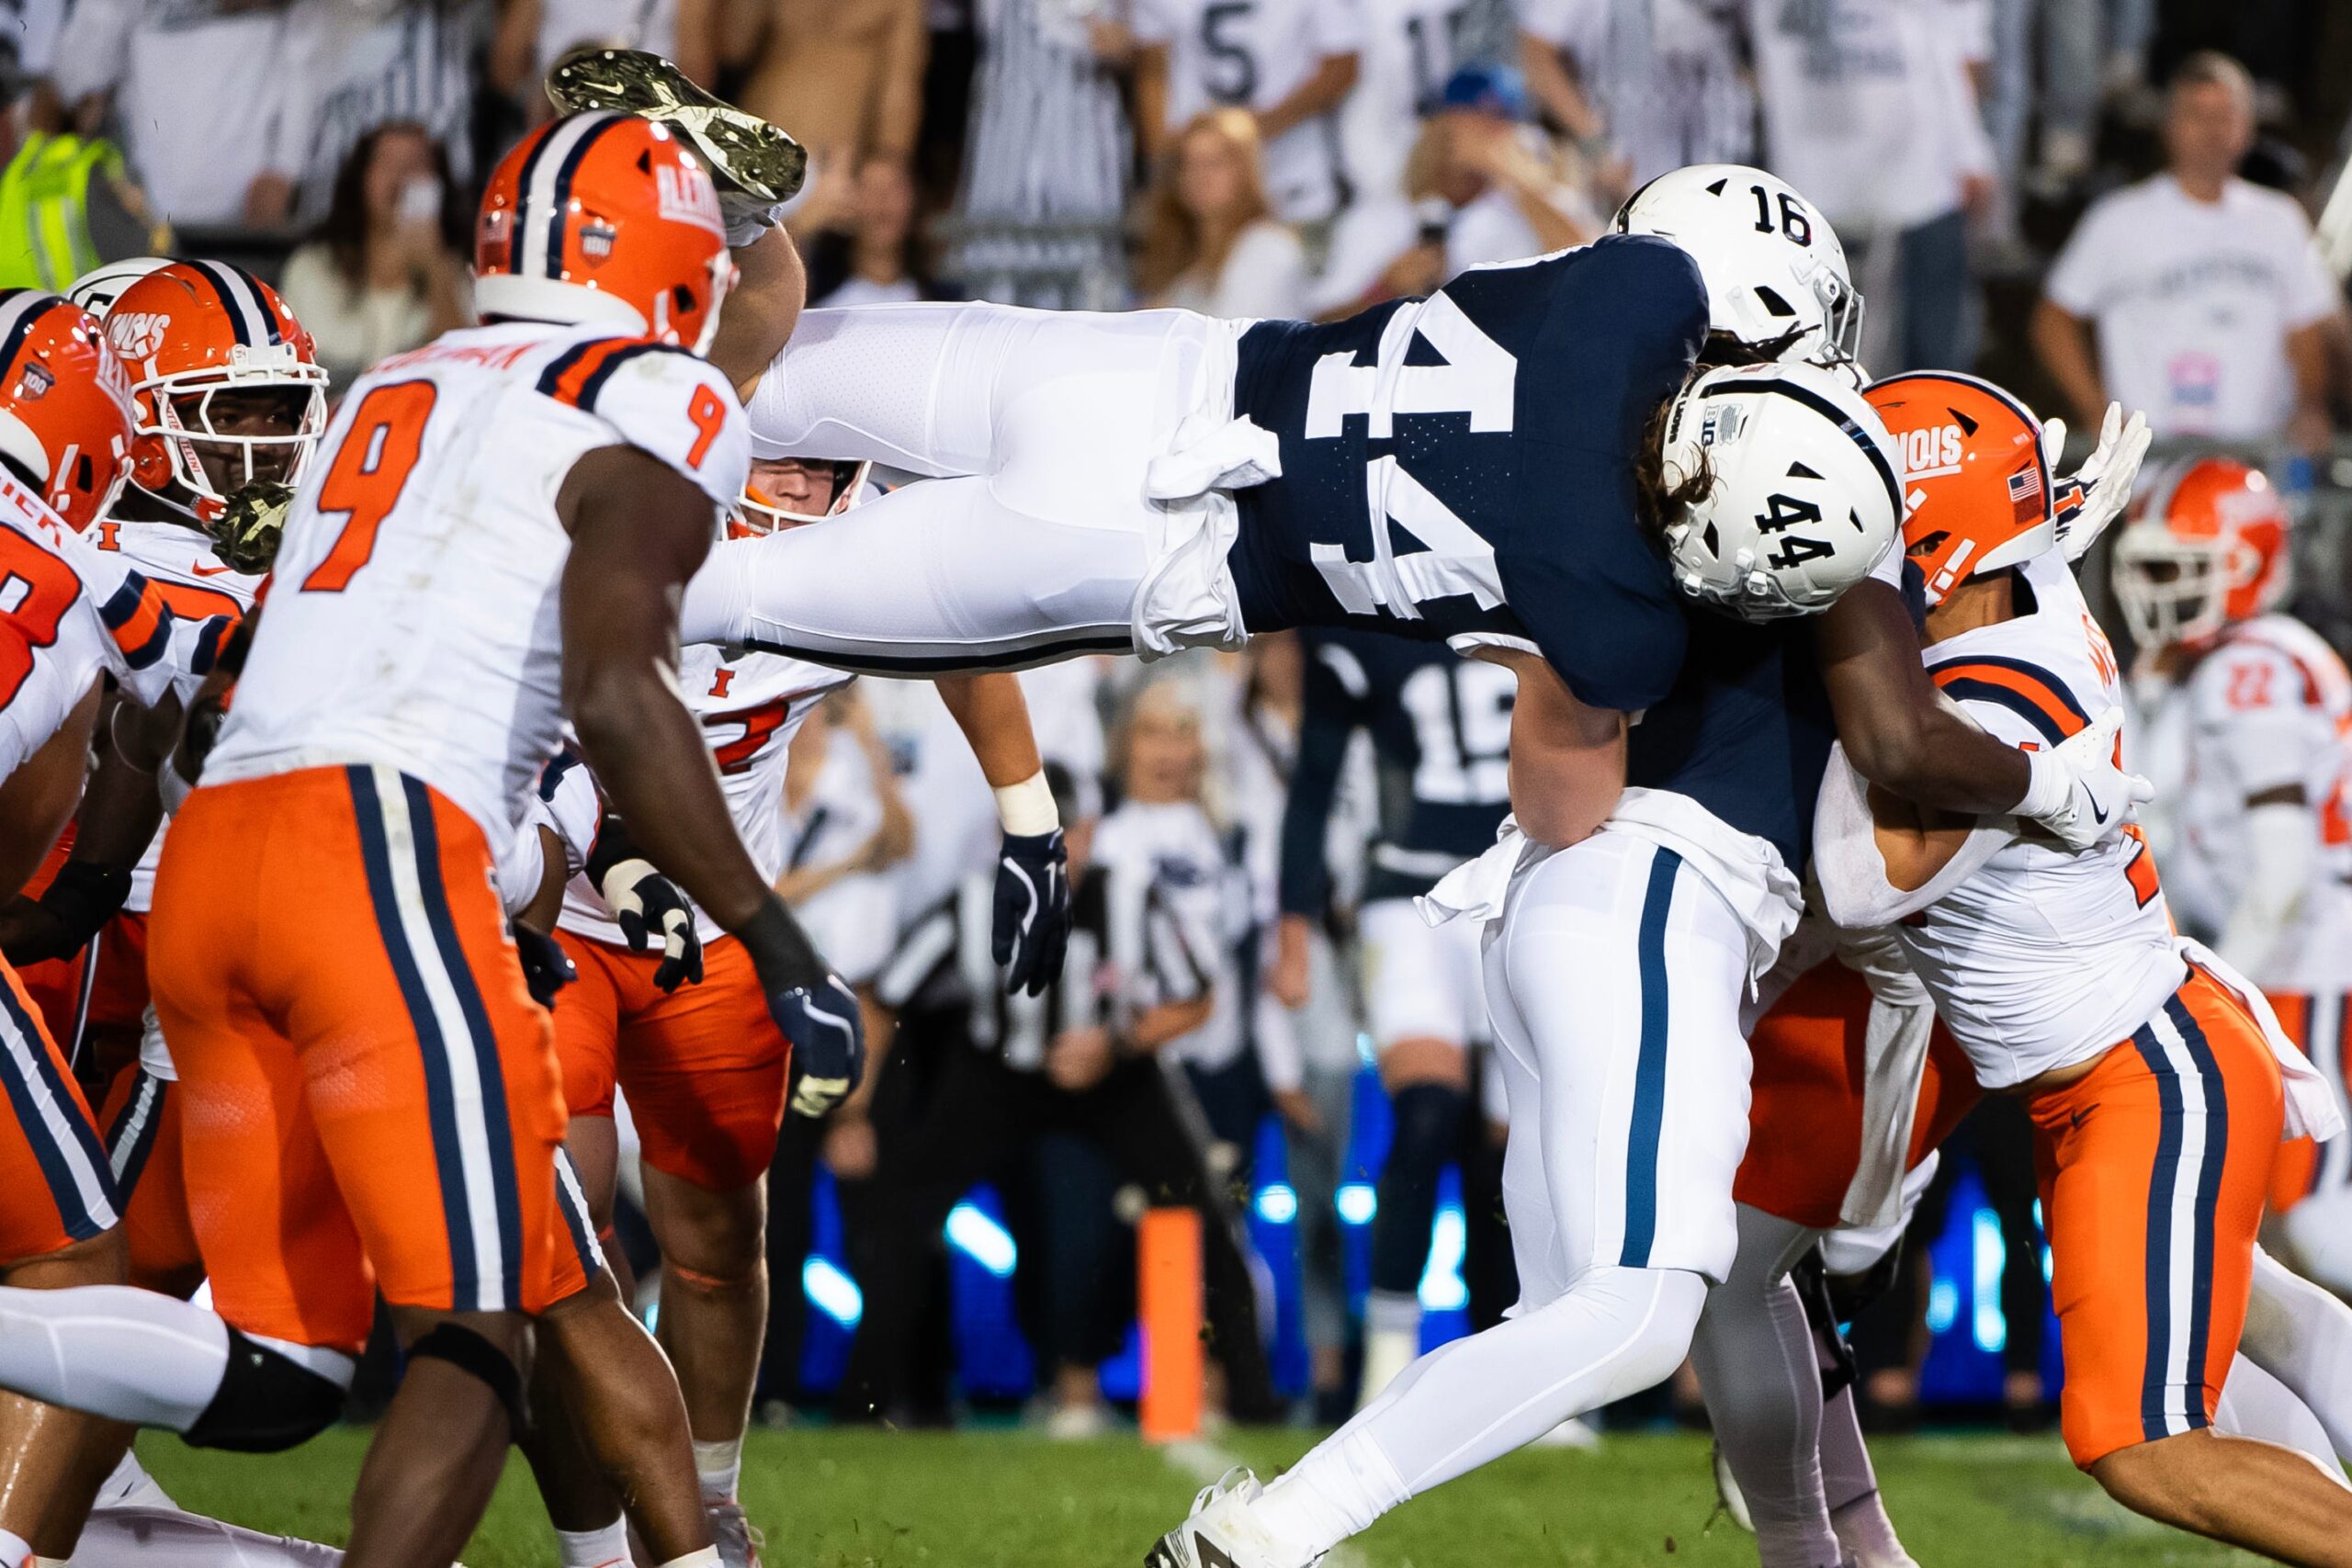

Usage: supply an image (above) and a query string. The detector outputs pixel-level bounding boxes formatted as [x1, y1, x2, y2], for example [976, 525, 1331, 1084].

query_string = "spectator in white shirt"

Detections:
[2032, 51, 2344, 455]
[45, 0, 290, 230]
[277, 121, 471, 389]
[1136, 109, 1309, 320]
[1312, 64, 1594, 318]
[1742, 0, 1998, 372]
[1132, 0, 1363, 225]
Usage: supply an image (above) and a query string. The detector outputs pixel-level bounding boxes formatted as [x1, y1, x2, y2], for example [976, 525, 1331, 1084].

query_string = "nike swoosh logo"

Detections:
[2091, 797, 2109, 824]
[190, 562, 235, 577]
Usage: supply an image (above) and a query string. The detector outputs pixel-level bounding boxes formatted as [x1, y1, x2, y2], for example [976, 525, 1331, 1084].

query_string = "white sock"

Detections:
[656, 1551, 722, 1568]
[0, 1285, 232, 1429]
[62, 1508, 345, 1567]
[1251, 1266, 1706, 1562]
[693, 1434, 744, 1503]
[1690, 1273, 1840, 1568]
[2242, 1246, 2352, 1466]
[554, 1519, 631, 1567]
[1359, 1292, 1422, 1406]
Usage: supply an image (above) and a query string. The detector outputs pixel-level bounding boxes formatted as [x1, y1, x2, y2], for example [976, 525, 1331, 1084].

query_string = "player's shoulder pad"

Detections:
[535, 336, 750, 512]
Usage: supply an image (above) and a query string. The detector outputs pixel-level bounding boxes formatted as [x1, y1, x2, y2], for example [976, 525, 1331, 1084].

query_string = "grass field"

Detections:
[139, 1425, 2260, 1567]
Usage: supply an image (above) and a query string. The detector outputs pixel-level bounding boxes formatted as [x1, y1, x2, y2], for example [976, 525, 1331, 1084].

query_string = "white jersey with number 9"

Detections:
[205, 321, 750, 856]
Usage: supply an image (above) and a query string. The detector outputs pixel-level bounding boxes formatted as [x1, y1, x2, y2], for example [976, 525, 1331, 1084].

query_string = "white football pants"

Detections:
[1244, 830, 1753, 1562]
[682, 302, 1225, 671]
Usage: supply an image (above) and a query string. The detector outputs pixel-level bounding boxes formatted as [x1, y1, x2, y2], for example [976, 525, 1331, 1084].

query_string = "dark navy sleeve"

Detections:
[1278, 632, 1369, 919]
[1472, 237, 1708, 713]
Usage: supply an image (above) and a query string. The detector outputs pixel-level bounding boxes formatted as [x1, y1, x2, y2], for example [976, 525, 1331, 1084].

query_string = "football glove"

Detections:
[597, 856, 704, 992]
[774, 972, 865, 1118]
[511, 920, 578, 1009]
[0, 863, 130, 966]
[212, 479, 295, 575]
[992, 829, 1070, 997]
[2017, 708, 2154, 852]
[2042, 403, 2152, 564]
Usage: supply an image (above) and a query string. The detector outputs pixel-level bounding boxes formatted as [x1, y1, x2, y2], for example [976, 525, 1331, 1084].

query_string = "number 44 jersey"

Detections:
[204, 321, 752, 855]
[1228, 233, 1711, 717]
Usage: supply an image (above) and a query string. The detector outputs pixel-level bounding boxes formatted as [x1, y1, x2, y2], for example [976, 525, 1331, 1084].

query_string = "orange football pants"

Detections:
[149, 765, 596, 1354]
[2028, 965, 2283, 1468]
[2265, 990, 2350, 1213]
[1735, 960, 1978, 1231]
[0, 956, 118, 1267]
[552, 929, 787, 1192]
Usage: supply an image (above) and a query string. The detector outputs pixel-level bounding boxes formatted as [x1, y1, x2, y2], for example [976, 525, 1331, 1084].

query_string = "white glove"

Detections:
[2042, 402, 2152, 563]
[722, 193, 789, 249]
[2014, 707, 2154, 851]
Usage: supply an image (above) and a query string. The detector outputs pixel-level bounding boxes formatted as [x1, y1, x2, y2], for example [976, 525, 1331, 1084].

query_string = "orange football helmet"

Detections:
[0, 289, 136, 530]
[2109, 457, 2290, 651]
[475, 112, 734, 354]
[104, 261, 328, 524]
[1866, 371, 2054, 604]
[731, 456, 871, 536]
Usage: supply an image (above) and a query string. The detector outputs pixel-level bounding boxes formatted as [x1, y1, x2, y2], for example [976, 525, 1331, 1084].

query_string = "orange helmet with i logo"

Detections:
[1866, 371, 2055, 604]
[0, 289, 137, 530]
[475, 111, 735, 354]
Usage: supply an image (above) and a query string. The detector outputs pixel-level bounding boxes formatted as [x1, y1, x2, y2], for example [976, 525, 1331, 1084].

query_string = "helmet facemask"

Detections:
[135, 347, 327, 525]
[731, 456, 868, 536]
[2111, 534, 2233, 650]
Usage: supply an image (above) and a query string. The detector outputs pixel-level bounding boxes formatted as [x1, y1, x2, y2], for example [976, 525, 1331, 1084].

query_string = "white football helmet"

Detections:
[1614, 164, 1864, 376]
[1657, 362, 1903, 620]
[65, 256, 171, 318]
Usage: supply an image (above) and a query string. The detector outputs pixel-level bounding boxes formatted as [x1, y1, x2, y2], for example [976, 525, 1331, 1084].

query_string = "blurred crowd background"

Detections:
[13, 0, 2352, 1436]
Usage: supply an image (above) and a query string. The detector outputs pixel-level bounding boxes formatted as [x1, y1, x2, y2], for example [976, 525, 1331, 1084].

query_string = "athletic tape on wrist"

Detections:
[993, 770, 1060, 838]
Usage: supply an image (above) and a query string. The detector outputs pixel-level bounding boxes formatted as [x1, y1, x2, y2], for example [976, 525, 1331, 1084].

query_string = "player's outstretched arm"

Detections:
[935, 671, 1070, 997]
[1814, 581, 2029, 812]
[1815, 581, 2148, 850]
[1483, 649, 1626, 850]
[560, 443, 863, 1114]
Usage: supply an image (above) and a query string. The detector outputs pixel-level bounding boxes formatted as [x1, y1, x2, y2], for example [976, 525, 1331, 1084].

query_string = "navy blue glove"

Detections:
[510, 920, 578, 1010]
[773, 972, 865, 1118]
[597, 857, 704, 992]
[992, 829, 1069, 997]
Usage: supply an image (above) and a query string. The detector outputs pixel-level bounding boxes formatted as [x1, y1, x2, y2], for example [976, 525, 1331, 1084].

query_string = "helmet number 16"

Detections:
[1749, 186, 1812, 247]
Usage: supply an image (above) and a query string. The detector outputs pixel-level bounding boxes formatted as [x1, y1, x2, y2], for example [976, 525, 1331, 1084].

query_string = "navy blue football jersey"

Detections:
[1227, 234, 1708, 715]
[1279, 627, 1514, 913]
[1625, 617, 1832, 872]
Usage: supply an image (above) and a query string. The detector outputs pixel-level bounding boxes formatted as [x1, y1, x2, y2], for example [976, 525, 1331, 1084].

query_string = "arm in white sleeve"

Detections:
[2217, 799, 2318, 979]
[492, 808, 562, 917]
[1812, 743, 2010, 929]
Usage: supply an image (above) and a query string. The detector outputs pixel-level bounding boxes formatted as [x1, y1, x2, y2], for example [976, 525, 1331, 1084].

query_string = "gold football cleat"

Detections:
[545, 47, 806, 204]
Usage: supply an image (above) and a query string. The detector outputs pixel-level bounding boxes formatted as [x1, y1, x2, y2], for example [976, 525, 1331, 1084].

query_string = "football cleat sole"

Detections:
[545, 48, 806, 203]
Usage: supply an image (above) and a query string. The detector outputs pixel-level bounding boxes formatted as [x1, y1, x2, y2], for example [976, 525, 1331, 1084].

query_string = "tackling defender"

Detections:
[1805, 369, 2352, 1563]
